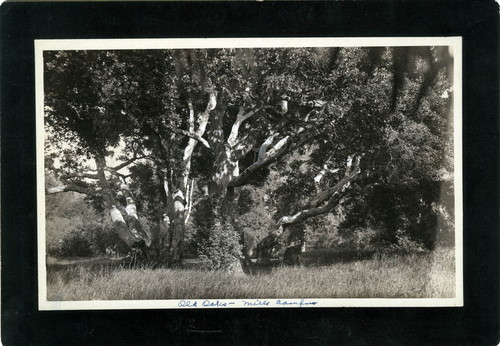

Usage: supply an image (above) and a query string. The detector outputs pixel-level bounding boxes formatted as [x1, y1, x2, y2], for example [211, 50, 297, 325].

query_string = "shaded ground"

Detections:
[46, 248, 456, 301]
[46, 248, 395, 275]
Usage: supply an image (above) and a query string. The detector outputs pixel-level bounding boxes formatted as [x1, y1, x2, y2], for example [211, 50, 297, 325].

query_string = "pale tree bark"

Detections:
[161, 92, 216, 265]
[200, 99, 320, 272]
[46, 184, 101, 196]
[46, 93, 218, 264]
[193, 96, 333, 271]
[255, 155, 364, 264]
[45, 96, 325, 269]
[46, 94, 329, 268]
[47, 150, 153, 260]
[196, 98, 291, 273]
[206, 94, 262, 190]
[94, 154, 154, 259]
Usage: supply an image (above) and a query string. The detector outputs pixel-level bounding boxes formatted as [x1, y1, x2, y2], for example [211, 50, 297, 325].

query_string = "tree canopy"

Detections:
[44, 46, 454, 266]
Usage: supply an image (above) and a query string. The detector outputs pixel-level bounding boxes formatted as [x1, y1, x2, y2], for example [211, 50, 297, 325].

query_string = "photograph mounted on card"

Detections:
[36, 37, 463, 310]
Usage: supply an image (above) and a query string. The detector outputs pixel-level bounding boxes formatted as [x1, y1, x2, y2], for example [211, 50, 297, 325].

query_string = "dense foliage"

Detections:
[196, 217, 243, 270]
[44, 46, 455, 265]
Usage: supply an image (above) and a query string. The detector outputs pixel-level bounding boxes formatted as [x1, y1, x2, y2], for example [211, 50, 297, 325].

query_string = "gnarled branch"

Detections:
[60, 172, 99, 180]
[183, 94, 214, 162]
[304, 155, 361, 209]
[227, 106, 261, 147]
[168, 127, 211, 149]
[46, 184, 101, 196]
[278, 155, 363, 226]
[278, 190, 343, 226]
[229, 135, 292, 187]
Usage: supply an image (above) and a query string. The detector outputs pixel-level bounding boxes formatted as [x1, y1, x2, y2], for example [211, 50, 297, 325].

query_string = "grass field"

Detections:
[46, 248, 455, 301]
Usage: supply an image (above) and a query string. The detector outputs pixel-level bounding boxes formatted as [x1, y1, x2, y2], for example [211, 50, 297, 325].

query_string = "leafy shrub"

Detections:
[196, 218, 243, 270]
[47, 222, 118, 258]
[380, 229, 426, 254]
[86, 223, 119, 255]
[46, 216, 77, 248]
[48, 229, 94, 257]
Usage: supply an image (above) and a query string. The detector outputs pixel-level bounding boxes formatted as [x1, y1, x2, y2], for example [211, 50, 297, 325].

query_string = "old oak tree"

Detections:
[44, 47, 454, 271]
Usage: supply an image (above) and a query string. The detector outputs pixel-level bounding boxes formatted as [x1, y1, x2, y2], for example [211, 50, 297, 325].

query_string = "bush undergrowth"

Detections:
[196, 218, 243, 270]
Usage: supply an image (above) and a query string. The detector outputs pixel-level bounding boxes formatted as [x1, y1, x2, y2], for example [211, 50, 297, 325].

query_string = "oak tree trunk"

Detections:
[94, 154, 151, 261]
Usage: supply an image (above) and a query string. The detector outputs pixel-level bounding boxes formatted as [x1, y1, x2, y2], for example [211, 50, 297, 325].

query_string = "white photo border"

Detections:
[36, 37, 463, 310]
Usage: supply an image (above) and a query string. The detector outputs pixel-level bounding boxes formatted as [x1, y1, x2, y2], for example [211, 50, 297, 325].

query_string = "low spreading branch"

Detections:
[46, 184, 101, 196]
[279, 155, 362, 225]
[305, 155, 361, 209]
[60, 172, 99, 180]
[278, 189, 343, 226]
[107, 144, 146, 172]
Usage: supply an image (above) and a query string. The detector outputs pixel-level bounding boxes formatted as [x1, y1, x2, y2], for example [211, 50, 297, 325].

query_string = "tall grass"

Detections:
[47, 248, 455, 301]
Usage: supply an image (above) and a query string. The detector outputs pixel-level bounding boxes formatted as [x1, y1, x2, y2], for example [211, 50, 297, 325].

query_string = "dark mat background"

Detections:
[1, 1, 498, 345]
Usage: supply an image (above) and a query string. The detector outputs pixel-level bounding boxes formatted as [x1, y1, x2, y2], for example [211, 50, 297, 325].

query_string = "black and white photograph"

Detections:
[36, 38, 462, 310]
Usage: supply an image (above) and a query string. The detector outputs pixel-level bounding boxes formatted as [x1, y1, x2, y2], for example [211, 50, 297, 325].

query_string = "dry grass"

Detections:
[46, 248, 455, 301]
